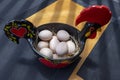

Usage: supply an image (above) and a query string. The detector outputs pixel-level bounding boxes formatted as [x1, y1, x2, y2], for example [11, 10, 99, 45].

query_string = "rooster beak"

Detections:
[85, 31, 91, 37]
[84, 25, 101, 39]
[85, 27, 101, 38]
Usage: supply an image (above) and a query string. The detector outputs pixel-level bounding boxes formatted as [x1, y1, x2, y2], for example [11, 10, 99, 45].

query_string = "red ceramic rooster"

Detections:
[75, 5, 112, 39]
[3, 5, 112, 68]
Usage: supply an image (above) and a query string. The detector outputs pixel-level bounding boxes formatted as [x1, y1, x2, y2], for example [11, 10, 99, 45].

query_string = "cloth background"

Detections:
[0, 0, 120, 80]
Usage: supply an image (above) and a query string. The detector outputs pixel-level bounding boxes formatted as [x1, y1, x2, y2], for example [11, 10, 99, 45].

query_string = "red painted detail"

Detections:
[89, 27, 95, 32]
[39, 58, 69, 68]
[10, 27, 27, 38]
[75, 5, 112, 26]
[88, 27, 96, 39]
[88, 31, 97, 39]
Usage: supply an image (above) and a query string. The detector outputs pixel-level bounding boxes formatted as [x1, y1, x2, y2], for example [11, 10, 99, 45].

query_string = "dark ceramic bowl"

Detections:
[4, 20, 100, 68]
[28, 23, 85, 68]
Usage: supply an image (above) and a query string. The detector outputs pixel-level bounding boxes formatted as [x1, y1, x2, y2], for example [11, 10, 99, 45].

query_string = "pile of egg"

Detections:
[37, 29, 77, 59]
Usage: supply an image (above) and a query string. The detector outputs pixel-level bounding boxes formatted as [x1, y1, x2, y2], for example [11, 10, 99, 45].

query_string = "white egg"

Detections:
[49, 36, 60, 51]
[38, 30, 53, 41]
[67, 40, 76, 54]
[53, 54, 62, 59]
[37, 41, 49, 49]
[53, 54, 70, 59]
[57, 30, 70, 41]
[39, 48, 53, 58]
[55, 42, 68, 56]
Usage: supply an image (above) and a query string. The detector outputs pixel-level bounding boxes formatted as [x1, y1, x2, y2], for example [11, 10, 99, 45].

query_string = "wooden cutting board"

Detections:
[26, 0, 110, 80]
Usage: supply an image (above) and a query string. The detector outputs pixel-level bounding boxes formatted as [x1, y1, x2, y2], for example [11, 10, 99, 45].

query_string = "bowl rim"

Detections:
[27, 23, 85, 61]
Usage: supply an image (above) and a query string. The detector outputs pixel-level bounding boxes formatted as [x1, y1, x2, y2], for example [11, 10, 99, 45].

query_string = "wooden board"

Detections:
[26, 0, 109, 80]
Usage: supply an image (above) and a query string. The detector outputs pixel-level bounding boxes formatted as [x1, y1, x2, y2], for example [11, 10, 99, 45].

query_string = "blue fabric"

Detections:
[0, 0, 120, 80]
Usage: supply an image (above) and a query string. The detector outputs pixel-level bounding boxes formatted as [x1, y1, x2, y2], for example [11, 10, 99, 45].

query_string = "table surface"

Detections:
[0, 0, 120, 80]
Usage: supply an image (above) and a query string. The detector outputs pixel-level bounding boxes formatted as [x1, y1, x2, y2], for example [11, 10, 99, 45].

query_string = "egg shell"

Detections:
[38, 30, 53, 41]
[49, 36, 60, 51]
[37, 41, 49, 49]
[55, 42, 68, 56]
[53, 54, 63, 59]
[57, 30, 70, 41]
[39, 48, 53, 58]
[67, 40, 76, 54]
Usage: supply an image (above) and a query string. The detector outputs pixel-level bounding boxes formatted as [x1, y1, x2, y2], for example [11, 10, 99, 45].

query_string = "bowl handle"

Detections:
[4, 20, 36, 44]
[75, 5, 112, 41]
[80, 22, 101, 42]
